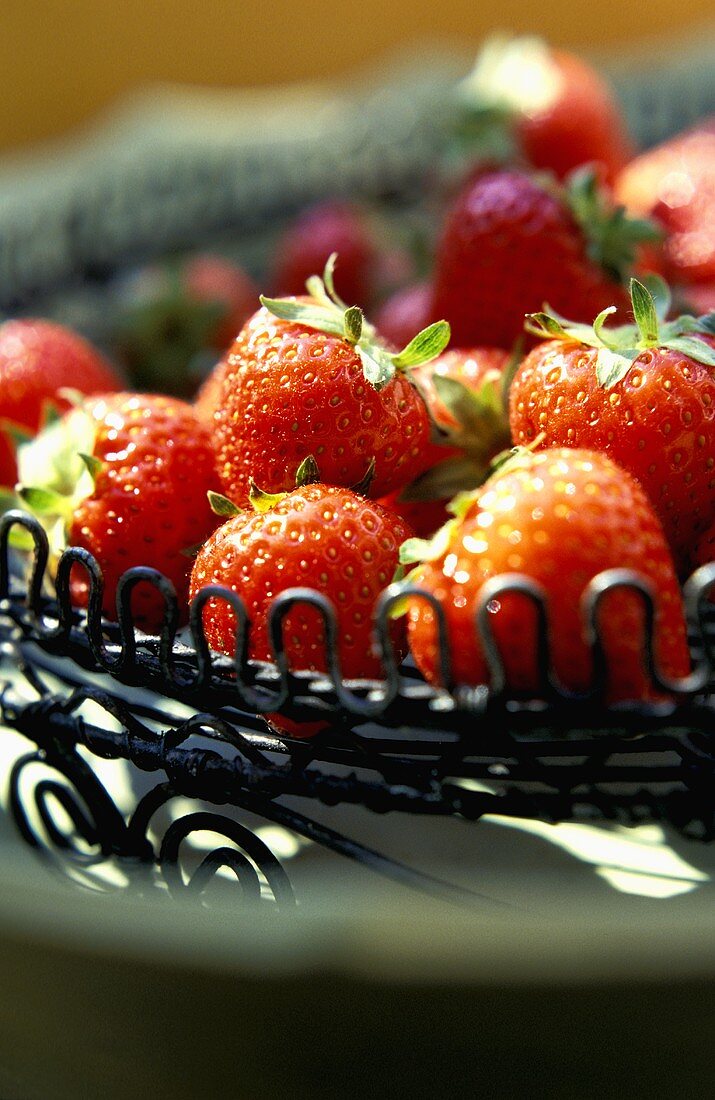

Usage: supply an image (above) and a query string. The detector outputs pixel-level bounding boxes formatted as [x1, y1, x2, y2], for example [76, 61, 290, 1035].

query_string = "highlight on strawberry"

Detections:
[511, 276, 715, 569]
[429, 165, 660, 349]
[614, 120, 715, 294]
[209, 253, 451, 505]
[190, 456, 412, 735]
[452, 35, 633, 184]
[13, 393, 220, 631]
[401, 446, 690, 703]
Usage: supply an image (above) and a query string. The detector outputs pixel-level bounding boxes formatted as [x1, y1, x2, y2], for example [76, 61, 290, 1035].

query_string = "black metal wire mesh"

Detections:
[2, 504, 715, 890]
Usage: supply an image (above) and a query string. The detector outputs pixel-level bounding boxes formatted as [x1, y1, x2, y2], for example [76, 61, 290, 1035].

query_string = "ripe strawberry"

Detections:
[510, 278, 715, 569]
[114, 253, 257, 397]
[454, 37, 632, 184]
[374, 282, 433, 350]
[377, 346, 514, 537]
[693, 517, 715, 574]
[615, 120, 715, 288]
[376, 491, 450, 541]
[193, 357, 227, 424]
[681, 283, 715, 317]
[0, 319, 120, 488]
[182, 254, 258, 350]
[272, 201, 379, 307]
[190, 476, 411, 736]
[404, 447, 689, 701]
[211, 256, 450, 504]
[412, 346, 512, 463]
[430, 167, 658, 349]
[18, 393, 219, 630]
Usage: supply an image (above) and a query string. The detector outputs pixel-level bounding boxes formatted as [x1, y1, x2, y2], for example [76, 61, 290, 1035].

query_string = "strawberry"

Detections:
[377, 346, 514, 537]
[615, 120, 715, 289]
[193, 357, 227, 424]
[190, 470, 412, 736]
[17, 393, 219, 630]
[403, 447, 689, 701]
[114, 253, 257, 397]
[375, 491, 449, 542]
[681, 283, 715, 317]
[410, 345, 512, 472]
[430, 167, 658, 349]
[454, 36, 632, 184]
[272, 201, 379, 308]
[693, 517, 715, 575]
[510, 278, 715, 569]
[211, 256, 450, 505]
[0, 319, 120, 488]
[182, 254, 258, 349]
[374, 282, 433, 350]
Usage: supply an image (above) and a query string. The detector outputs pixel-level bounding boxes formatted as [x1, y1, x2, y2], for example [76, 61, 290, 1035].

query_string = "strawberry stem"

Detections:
[525, 278, 715, 389]
[207, 490, 243, 517]
[261, 254, 450, 392]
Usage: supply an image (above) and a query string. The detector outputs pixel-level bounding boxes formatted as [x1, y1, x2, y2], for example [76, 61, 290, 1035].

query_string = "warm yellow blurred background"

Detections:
[2, 0, 714, 153]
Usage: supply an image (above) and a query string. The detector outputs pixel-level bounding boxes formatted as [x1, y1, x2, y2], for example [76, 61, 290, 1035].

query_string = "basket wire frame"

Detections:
[1, 508, 715, 907]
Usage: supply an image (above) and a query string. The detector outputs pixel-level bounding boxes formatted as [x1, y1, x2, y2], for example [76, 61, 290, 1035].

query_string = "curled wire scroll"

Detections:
[2, 510, 714, 733]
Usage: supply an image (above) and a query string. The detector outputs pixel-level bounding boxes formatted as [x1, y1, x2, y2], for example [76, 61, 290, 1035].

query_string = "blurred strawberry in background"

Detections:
[615, 119, 715, 302]
[113, 253, 257, 397]
[428, 166, 658, 348]
[0, 319, 121, 488]
[374, 282, 433, 349]
[452, 36, 633, 184]
[272, 201, 379, 306]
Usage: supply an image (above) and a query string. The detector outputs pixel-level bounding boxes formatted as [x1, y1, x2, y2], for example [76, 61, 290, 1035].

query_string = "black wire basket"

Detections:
[2, 506, 715, 908]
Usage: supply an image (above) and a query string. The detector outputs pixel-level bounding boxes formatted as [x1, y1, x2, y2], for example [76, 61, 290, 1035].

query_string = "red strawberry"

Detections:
[693, 517, 715, 574]
[190, 476, 411, 736]
[374, 282, 433, 350]
[412, 346, 511, 447]
[376, 491, 450, 541]
[272, 201, 378, 307]
[0, 319, 120, 488]
[18, 393, 219, 630]
[377, 346, 514, 536]
[615, 120, 715, 288]
[681, 283, 715, 317]
[509, 278, 715, 569]
[114, 253, 257, 397]
[182, 254, 259, 349]
[193, 357, 227, 424]
[211, 257, 450, 504]
[430, 167, 658, 349]
[454, 37, 632, 184]
[404, 447, 689, 701]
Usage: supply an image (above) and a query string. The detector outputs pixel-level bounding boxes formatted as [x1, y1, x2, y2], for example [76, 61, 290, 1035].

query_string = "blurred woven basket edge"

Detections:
[0, 33, 714, 322]
[0, 51, 459, 318]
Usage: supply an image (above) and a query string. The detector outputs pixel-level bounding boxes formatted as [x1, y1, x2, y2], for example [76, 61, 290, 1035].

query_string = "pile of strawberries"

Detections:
[2, 36, 715, 736]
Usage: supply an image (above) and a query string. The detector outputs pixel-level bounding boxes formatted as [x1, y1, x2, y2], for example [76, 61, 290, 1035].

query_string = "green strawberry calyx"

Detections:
[448, 36, 552, 168]
[207, 454, 377, 522]
[208, 455, 325, 518]
[564, 167, 661, 284]
[7, 404, 100, 558]
[398, 438, 545, 568]
[399, 346, 520, 503]
[526, 276, 715, 389]
[115, 261, 229, 398]
[260, 253, 451, 391]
